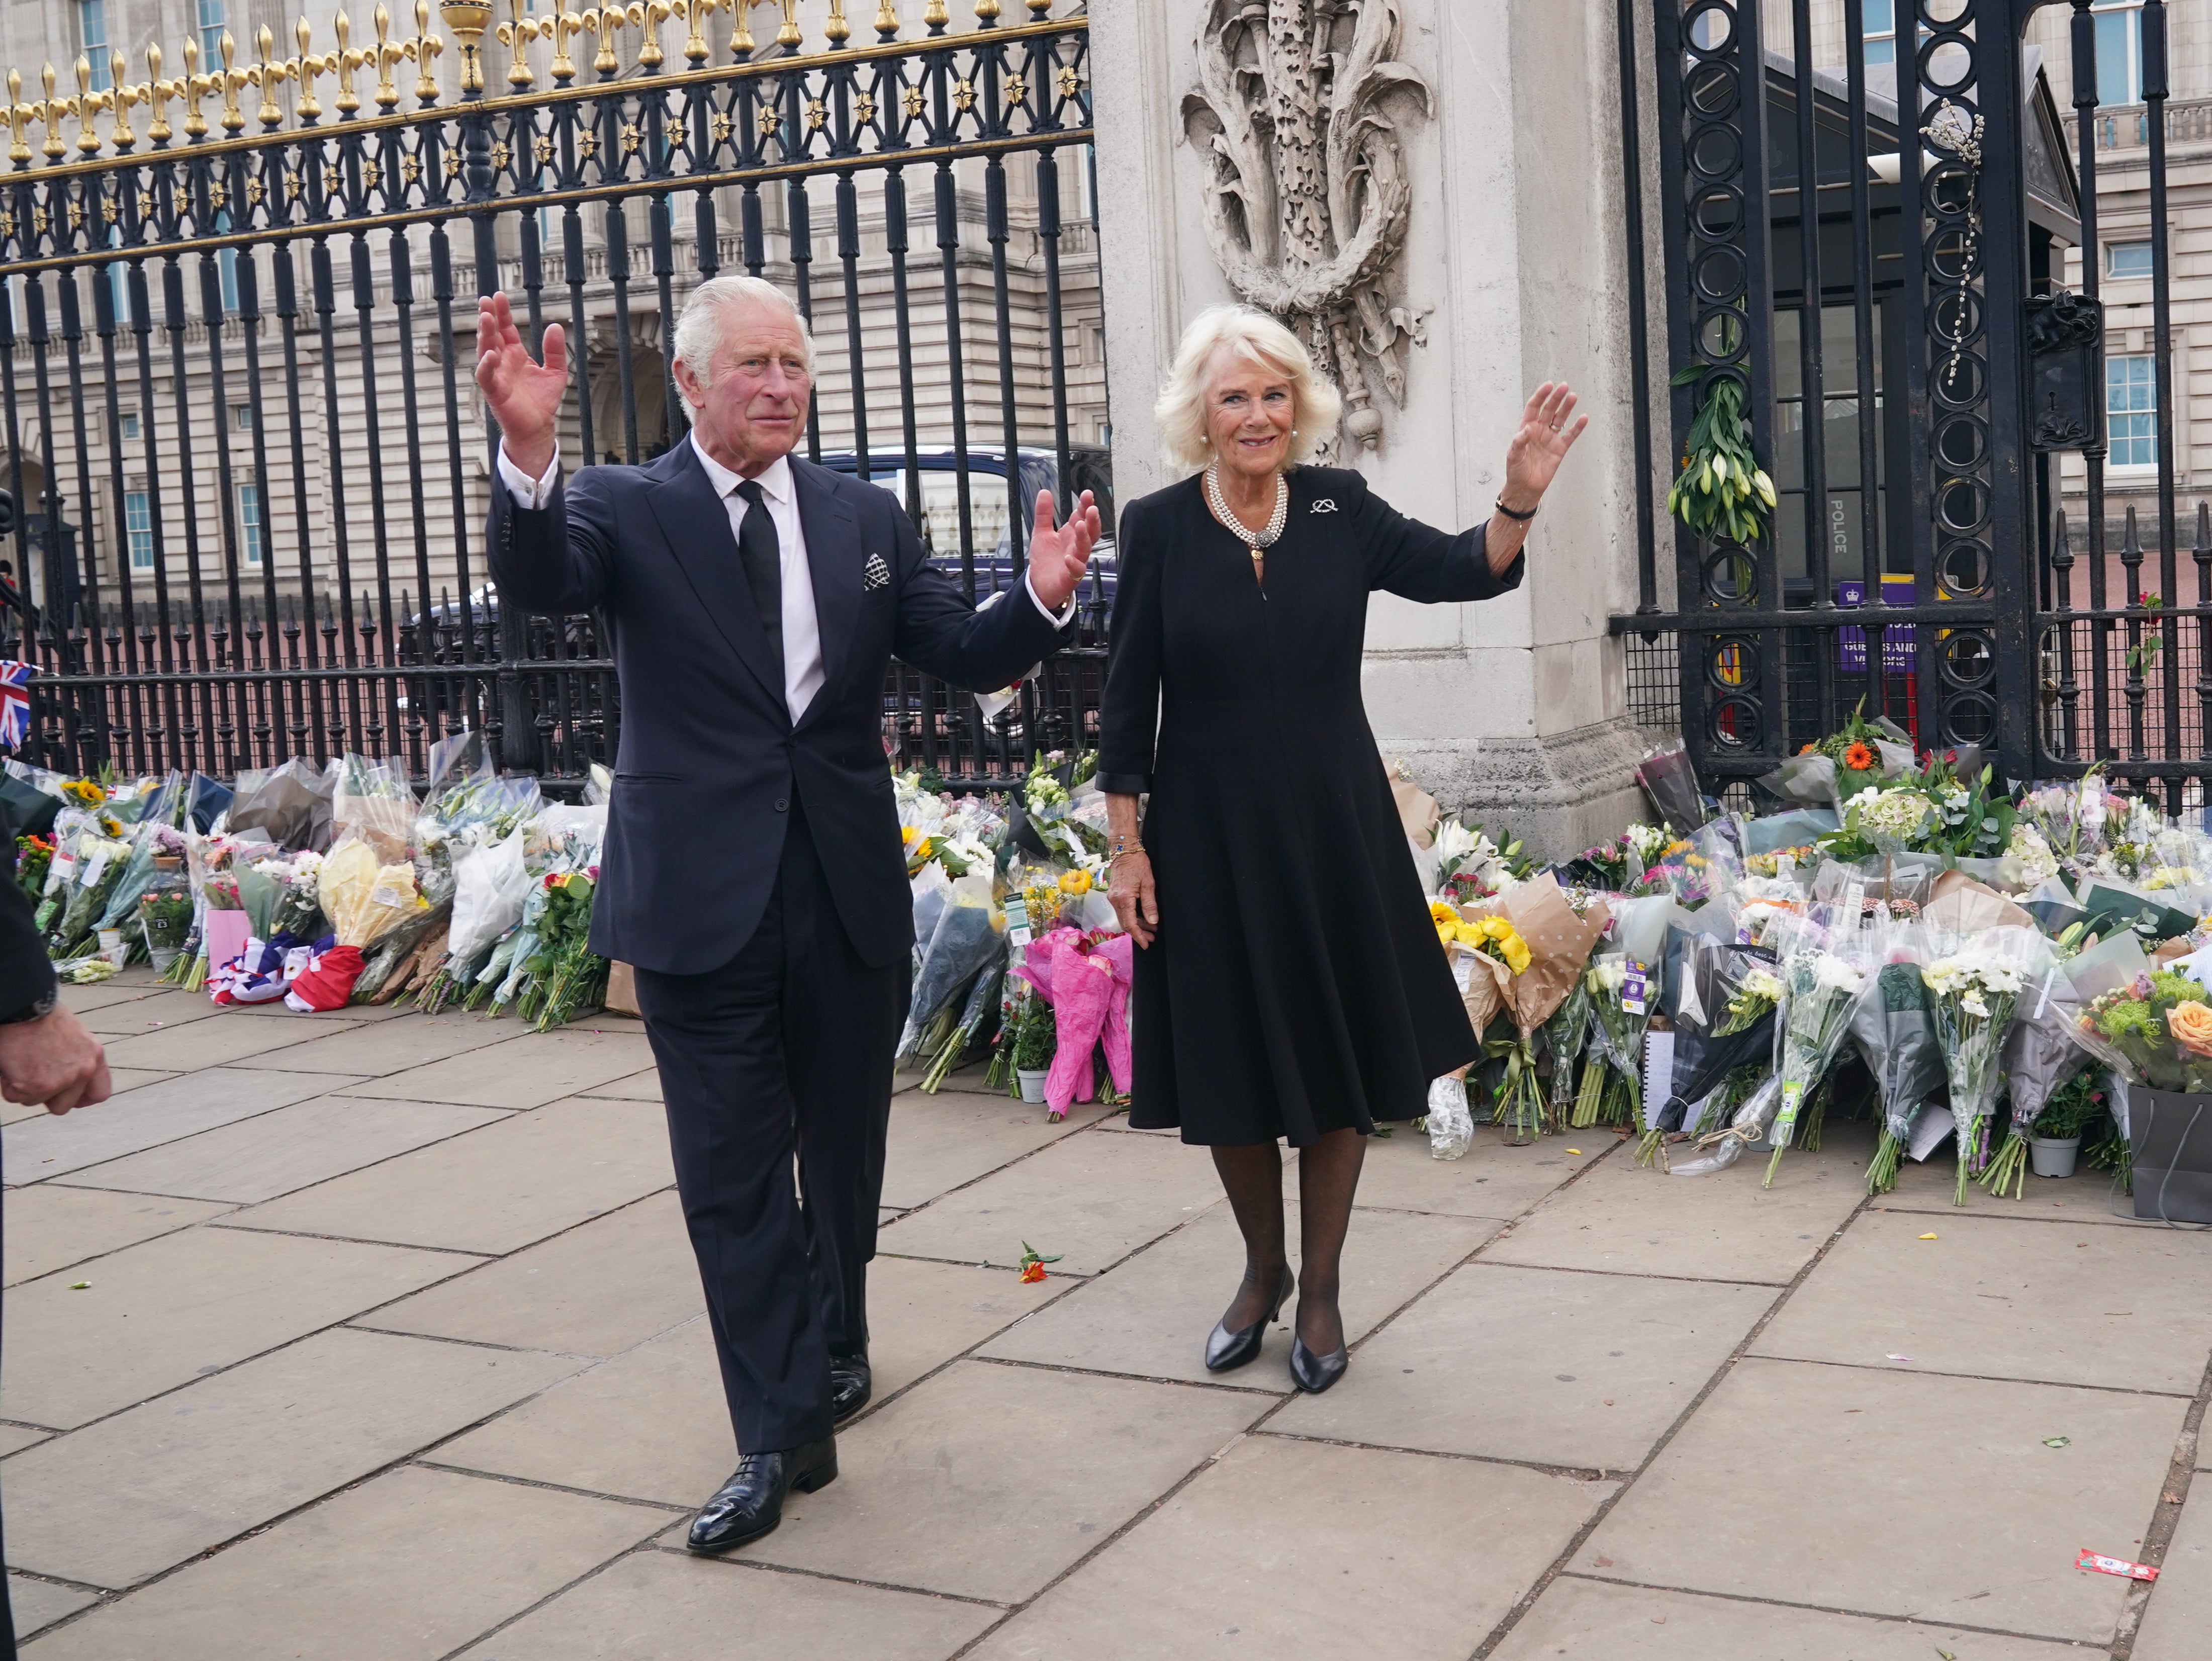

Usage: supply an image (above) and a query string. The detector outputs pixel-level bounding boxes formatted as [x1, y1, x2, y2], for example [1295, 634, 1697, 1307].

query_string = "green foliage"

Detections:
[1667, 364, 1775, 546]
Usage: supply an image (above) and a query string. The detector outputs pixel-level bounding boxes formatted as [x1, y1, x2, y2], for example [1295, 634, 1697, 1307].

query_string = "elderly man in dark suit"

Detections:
[477, 276, 1097, 1553]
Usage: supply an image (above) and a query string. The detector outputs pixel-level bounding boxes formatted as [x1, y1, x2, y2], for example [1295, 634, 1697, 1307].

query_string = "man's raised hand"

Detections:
[1024, 488, 1102, 614]
[475, 292, 569, 481]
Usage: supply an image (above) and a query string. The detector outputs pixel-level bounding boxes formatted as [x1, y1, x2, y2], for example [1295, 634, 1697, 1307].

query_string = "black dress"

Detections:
[1096, 466, 1525, 1148]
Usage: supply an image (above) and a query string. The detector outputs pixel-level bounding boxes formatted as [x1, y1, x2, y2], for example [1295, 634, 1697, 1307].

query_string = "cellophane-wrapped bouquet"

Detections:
[1921, 925, 2043, 1203]
[1760, 915, 1869, 1186]
[1854, 921, 1944, 1193]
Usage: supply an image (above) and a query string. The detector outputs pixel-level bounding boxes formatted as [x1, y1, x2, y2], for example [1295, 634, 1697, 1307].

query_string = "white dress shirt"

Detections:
[497, 435, 1077, 724]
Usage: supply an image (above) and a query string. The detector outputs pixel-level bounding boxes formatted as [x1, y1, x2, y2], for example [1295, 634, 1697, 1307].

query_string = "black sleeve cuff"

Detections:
[1095, 771, 1151, 796]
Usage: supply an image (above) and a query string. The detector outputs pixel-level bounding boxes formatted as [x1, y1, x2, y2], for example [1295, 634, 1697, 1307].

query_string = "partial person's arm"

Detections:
[1098, 501, 1161, 948]
[0, 833, 107, 1115]
[476, 293, 613, 615]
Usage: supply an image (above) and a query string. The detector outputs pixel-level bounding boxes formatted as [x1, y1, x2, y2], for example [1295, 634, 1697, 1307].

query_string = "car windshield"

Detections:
[856, 458, 1064, 558]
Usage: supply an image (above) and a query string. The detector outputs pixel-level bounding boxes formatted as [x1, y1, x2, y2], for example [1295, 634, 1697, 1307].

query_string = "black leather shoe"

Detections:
[1289, 1335, 1349, 1394]
[1204, 1264, 1295, 1373]
[685, 1436, 838, 1555]
[831, 1352, 873, 1424]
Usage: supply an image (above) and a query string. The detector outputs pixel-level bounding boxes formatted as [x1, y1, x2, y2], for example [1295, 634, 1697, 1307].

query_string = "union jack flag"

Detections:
[0, 661, 30, 751]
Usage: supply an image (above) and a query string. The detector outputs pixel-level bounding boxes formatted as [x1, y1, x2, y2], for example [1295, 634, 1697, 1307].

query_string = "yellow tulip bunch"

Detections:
[1433, 903, 1532, 976]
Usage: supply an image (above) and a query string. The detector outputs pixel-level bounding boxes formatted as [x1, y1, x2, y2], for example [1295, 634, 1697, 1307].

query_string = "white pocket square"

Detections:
[1311, 498, 1338, 514]
[863, 553, 891, 591]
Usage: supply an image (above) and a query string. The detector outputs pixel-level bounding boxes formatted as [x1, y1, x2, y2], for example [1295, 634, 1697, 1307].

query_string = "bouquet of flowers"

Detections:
[1583, 949, 1654, 1132]
[1984, 942, 2087, 1198]
[1820, 785, 1934, 863]
[515, 868, 606, 1030]
[1922, 926, 2041, 1203]
[136, 873, 192, 972]
[1761, 922, 1869, 1185]
[2072, 966, 2212, 1095]
[15, 833, 51, 899]
[897, 874, 1006, 1068]
[2016, 768, 2126, 869]
[1568, 821, 1671, 894]
[1853, 923, 1946, 1193]
[287, 837, 428, 1010]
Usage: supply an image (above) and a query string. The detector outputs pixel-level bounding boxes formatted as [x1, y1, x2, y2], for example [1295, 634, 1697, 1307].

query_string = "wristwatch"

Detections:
[0, 988, 57, 1026]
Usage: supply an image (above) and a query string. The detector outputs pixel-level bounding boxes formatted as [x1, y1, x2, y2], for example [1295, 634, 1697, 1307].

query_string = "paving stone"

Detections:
[1874, 1148, 2159, 1226]
[438, 1257, 1058, 1498]
[10, 1574, 99, 1642]
[981, 1198, 1499, 1393]
[98, 1014, 365, 1073]
[75, 990, 223, 1036]
[1353, 1120, 1604, 1219]
[223, 995, 419, 1023]
[21, 1464, 670, 1661]
[228, 1015, 524, 1076]
[58, 978, 168, 1013]
[343, 1027, 661, 1109]
[1482, 1134, 1867, 1283]
[1270, 1262, 1773, 1472]
[1487, 1576, 2081, 1661]
[879, 1089, 1109, 1210]
[3, 1069, 363, 1183]
[2134, 1487, 2212, 1661]
[368, 1191, 703, 1357]
[1581, 1356, 2185, 1643]
[0, 1424, 53, 1456]
[967, 1434, 1611, 1661]
[574, 1067, 662, 1100]
[4, 1186, 230, 1286]
[3, 1224, 472, 1430]
[2, 1327, 579, 1589]
[876, 1128, 1225, 1276]
[891, 1063, 1003, 1098]
[743, 1359, 1267, 1603]
[56, 1096, 511, 1205]
[232, 1096, 674, 1254]
[1753, 1208, 2212, 1394]
[1, 1068, 177, 1128]
[449, 1547, 999, 1661]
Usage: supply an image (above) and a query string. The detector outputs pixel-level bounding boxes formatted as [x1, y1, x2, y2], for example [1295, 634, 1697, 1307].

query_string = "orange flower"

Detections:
[1844, 741, 1877, 772]
[1019, 1261, 1048, 1283]
[1799, 742, 1816, 755]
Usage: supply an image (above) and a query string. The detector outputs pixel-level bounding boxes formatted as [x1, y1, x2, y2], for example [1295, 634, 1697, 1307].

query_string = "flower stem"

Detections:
[1866, 1129, 1901, 1194]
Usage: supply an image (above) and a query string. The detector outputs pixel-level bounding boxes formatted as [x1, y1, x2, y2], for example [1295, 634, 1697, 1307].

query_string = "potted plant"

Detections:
[1012, 997, 1057, 1105]
[2027, 1064, 2104, 1179]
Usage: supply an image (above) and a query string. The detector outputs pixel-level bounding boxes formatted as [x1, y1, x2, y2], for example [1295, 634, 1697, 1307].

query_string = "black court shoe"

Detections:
[685, 1436, 839, 1555]
[831, 1352, 873, 1424]
[1288, 1334, 1349, 1395]
[1204, 1264, 1296, 1373]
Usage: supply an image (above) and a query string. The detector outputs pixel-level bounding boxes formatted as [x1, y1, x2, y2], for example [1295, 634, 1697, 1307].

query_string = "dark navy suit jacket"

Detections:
[489, 441, 1068, 974]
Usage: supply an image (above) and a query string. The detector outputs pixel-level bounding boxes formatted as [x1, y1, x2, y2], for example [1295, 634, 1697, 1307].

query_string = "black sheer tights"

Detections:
[1211, 1127, 1366, 1354]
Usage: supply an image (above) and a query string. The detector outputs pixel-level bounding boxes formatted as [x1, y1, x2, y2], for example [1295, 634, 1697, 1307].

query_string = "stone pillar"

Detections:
[1090, 0, 1660, 858]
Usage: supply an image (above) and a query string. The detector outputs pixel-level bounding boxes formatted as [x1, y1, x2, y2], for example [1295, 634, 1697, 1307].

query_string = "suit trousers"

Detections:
[633, 797, 906, 1453]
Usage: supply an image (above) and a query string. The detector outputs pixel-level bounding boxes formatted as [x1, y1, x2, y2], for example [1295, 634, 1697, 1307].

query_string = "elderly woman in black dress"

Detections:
[1098, 306, 1588, 1393]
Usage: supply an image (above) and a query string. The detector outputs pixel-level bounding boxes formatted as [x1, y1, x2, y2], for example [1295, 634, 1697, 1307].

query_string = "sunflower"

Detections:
[1058, 868, 1092, 895]
[1842, 741, 1877, 772]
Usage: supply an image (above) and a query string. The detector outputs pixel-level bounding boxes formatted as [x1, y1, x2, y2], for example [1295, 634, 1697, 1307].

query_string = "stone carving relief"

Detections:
[1181, 0, 1432, 449]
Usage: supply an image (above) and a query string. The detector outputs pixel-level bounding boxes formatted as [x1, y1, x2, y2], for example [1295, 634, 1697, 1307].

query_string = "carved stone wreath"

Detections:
[1181, 0, 1433, 450]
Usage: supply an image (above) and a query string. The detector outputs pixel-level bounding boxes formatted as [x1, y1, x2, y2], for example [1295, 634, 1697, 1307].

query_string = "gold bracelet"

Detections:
[1110, 846, 1149, 865]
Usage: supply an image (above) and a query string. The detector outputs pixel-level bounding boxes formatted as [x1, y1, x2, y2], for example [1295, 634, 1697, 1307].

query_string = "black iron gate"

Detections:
[1615, 0, 2210, 809]
[0, 0, 1100, 791]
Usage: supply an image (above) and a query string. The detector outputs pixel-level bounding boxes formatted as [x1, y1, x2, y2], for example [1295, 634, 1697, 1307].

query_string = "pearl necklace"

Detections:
[1203, 465, 1289, 562]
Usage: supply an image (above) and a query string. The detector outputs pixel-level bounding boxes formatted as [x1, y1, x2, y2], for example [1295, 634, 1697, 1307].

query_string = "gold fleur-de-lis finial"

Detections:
[75, 56, 105, 155]
[824, 0, 850, 45]
[5, 69, 28, 163]
[108, 52, 137, 149]
[547, 0, 581, 82]
[681, 0, 710, 65]
[590, 4, 621, 76]
[40, 64, 70, 158]
[729, 0, 756, 58]
[180, 36, 211, 138]
[924, 0, 949, 36]
[775, 0, 800, 47]
[252, 24, 284, 128]
[144, 44, 174, 144]
[371, 5, 401, 108]
[332, 11, 360, 114]
[635, 0, 672, 71]
[875, 1, 899, 40]
[411, 0, 443, 105]
[296, 17, 328, 119]
[217, 32, 247, 132]
[501, 0, 535, 86]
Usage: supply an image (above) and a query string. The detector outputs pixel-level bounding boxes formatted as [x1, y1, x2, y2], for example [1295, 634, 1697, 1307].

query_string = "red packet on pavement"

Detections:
[2077, 1549, 2159, 1581]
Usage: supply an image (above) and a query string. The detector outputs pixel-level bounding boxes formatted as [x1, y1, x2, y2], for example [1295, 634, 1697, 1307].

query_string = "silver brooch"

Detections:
[863, 553, 890, 591]
[1311, 499, 1338, 514]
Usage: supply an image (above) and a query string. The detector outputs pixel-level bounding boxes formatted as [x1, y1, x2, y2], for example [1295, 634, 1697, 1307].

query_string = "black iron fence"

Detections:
[0, 0, 1101, 792]
[1613, 0, 2211, 809]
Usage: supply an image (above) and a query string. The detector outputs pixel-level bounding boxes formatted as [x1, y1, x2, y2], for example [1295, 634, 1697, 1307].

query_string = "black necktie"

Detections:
[733, 479, 785, 690]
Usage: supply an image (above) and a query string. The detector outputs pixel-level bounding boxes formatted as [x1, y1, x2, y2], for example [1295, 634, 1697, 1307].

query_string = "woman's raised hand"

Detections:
[474, 292, 569, 481]
[1501, 382, 1589, 510]
[1109, 852, 1158, 950]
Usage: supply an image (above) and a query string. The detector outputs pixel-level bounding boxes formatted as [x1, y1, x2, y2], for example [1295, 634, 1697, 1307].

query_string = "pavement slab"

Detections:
[3, 1224, 473, 1430]
[741, 1358, 1268, 1603]
[58, 978, 171, 1013]
[875, 1127, 1226, 1275]
[231, 1096, 674, 1255]
[97, 1015, 366, 1074]
[1752, 1208, 2212, 1394]
[965, 1434, 1612, 1660]
[4, 1186, 231, 1287]
[879, 1088, 1110, 1210]
[1353, 1121, 1605, 1219]
[2133, 1485, 2212, 1661]
[343, 1027, 661, 1109]
[2, 1068, 175, 1125]
[74, 990, 224, 1035]
[1874, 1151, 2159, 1226]
[10, 1575, 100, 1643]
[1486, 1576, 2083, 1660]
[1269, 1262, 1775, 1472]
[55, 1096, 511, 1205]
[450, 1548, 1001, 1661]
[0, 1425, 53, 1457]
[19, 1464, 670, 1661]
[574, 1067, 662, 1101]
[2, 1327, 580, 1589]
[981, 1197, 1501, 1392]
[228, 1014, 527, 1077]
[366, 1190, 704, 1358]
[1581, 1355, 2185, 1643]
[1482, 1137, 1868, 1283]
[3, 1069, 365, 1183]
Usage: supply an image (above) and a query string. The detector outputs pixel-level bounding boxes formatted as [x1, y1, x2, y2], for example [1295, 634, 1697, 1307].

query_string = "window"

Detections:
[78, 1, 110, 92]
[238, 482, 263, 568]
[118, 412, 138, 440]
[124, 488, 153, 571]
[2107, 353, 2159, 468]
[2095, 0, 2145, 107]
[1862, 0, 1896, 68]
[218, 248, 240, 313]
[196, 0, 227, 65]
[233, 404, 253, 431]
[2108, 240, 2155, 279]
